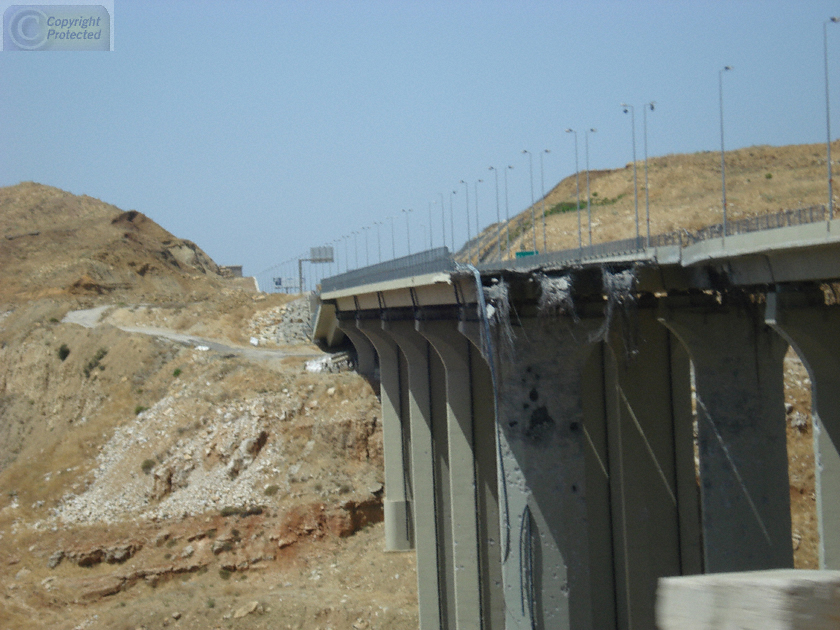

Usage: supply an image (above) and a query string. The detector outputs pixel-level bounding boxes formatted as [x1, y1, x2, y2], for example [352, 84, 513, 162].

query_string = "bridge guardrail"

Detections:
[318, 204, 830, 292]
[320, 246, 455, 293]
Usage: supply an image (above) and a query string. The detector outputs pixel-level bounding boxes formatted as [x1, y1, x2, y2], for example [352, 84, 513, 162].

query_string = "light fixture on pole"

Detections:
[719, 66, 733, 240]
[352, 230, 359, 269]
[450, 190, 457, 253]
[374, 221, 383, 263]
[522, 149, 537, 252]
[402, 208, 412, 256]
[539, 149, 551, 253]
[474, 179, 484, 264]
[566, 128, 583, 250]
[342, 235, 350, 271]
[585, 128, 597, 247]
[621, 103, 640, 243]
[489, 166, 502, 262]
[388, 216, 396, 259]
[428, 202, 434, 249]
[439, 193, 446, 250]
[825, 18, 839, 221]
[643, 102, 656, 247]
[460, 180, 470, 261]
[504, 166, 513, 260]
[362, 226, 370, 266]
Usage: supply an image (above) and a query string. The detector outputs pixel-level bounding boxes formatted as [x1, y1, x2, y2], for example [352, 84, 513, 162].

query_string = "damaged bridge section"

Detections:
[312, 220, 840, 630]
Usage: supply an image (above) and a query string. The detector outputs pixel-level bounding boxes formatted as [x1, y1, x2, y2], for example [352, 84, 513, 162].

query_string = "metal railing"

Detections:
[320, 246, 455, 293]
[318, 204, 830, 292]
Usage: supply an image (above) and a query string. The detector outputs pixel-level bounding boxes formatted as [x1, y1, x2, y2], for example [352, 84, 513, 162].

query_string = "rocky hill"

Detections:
[0, 182, 418, 629]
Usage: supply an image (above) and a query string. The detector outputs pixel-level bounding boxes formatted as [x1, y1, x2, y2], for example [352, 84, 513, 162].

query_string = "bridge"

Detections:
[312, 206, 840, 630]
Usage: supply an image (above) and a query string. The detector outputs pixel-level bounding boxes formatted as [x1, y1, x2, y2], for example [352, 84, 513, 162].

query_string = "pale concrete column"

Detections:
[417, 319, 482, 630]
[660, 299, 793, 573]
[605, 308, 700, 629]
[355, 318, 412, 551]
[457, 321, 504, 630]
[469, 343, 505, 630]
[472, 314, 603, 630]
[382, 320, 446, 630]
[765, 290, 840, 569]
[337, 318, 376, 376]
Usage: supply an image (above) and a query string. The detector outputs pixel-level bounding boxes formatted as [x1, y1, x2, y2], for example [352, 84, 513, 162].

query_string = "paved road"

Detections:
[62, 306, 323, 362]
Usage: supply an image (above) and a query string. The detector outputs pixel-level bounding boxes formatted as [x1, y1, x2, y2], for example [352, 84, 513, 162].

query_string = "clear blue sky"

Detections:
[2, 1, 839, 286]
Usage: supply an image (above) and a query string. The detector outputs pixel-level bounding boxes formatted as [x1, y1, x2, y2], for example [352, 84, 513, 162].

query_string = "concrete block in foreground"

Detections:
[656, 569, 840, 630]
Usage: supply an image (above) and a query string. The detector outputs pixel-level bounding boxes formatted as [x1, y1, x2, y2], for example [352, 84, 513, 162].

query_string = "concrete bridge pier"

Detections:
[485, 311, 620, 630]
[416, 318, 504, 630]
[352, 318, 414, 552]
[765, 288, 840, 569]
[660, 296, 794, 573]
[381, 319, 454, 630]
[602, 306, 702, 628]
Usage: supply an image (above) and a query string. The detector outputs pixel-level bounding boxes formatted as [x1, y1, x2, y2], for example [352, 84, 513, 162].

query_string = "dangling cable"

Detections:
[460, 263, 512, 561]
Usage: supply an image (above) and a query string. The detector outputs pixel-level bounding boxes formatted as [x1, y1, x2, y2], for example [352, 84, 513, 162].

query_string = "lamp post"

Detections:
[460, 180, 470, 261]
[643, 102, 656, 247]
[362, 226, 370, 266]
[489, 166, 502, 262]
[504, 165, 513, 259]
[439, 193, 446, 250]
[566, 128, 583, 250]
[352, 230, 359, 269]
[388, 216, 396, 259]
[474, 179, 484, 264]
[539, 149, 551, 253]
[719, 66, 733, 240]
[342, 235, 349, 272]
[428, 202, 434, 249]
[402, 208, 412, 256]
[621, 103, 640, 242]
[450, 190, 457, 253]
[522, 150, 537, 252]
[585, 128, 597, 247]
[374, 221, 382, 263]
[825, 18, 839, 221]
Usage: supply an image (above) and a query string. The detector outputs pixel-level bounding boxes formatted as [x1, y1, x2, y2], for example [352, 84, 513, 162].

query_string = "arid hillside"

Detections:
[0, 182, 417, 629]
[471, 140, 838, 259]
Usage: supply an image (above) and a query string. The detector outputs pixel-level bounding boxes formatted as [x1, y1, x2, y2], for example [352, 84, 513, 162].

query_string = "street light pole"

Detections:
[522, 150, 537, 252]
[474, 179, 484, 264]
[504, 166, 513, 259]
[428, 202, 434, 249]
[489, 166, 501, 262]
[585, 128, 597, 247]
[460, 180, 470, 261]
[389, 216, 396, 259]
[439, 193, 446, 250]
[643, 102, 656, 247]
[363, 226, 370, 266]
[539, 149, 551, 253]
[566, 128, 583, 250]
[825, 18, 839, 221]
[375, 221, 382, 263]
[352, 230, 359, 269]
[621, 104, 640, 242]
[719, 66, 733, 239]
[402, 208, 412, 256]
[450, 190, 457, 253]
